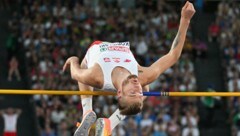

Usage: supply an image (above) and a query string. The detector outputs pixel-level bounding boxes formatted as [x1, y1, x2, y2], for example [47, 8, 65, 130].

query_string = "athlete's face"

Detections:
[6, 108, 14, 114]
[118, 75, 144, 104]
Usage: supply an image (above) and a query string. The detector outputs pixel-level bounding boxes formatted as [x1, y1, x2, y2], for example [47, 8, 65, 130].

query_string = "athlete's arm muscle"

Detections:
[63, 57, 99, 87]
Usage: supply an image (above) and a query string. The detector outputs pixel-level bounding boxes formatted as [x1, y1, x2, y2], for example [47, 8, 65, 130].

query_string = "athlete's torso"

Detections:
[85, 41, 138, 91]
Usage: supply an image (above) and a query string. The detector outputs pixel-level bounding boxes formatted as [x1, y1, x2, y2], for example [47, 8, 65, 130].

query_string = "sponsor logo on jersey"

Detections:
[124, 59, 131, 62]
[108, 46, 130, 52]
[112, 57, 120, 63]
[99, 42, 130, 53]
[100, 47, 107, 52]
[103, 57, 111, 62]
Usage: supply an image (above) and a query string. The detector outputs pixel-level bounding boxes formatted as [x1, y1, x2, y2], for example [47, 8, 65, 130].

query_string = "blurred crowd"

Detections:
[6, 0, 202, 135]
[209, 1, 240, 136]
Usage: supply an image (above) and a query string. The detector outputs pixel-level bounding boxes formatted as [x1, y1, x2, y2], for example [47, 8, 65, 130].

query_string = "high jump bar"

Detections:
[0, 89, 239, 97]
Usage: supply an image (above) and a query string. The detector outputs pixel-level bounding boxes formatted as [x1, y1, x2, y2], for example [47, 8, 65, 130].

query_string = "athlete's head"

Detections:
[6, 107, 14, 115]
[117, 75, 144, 115]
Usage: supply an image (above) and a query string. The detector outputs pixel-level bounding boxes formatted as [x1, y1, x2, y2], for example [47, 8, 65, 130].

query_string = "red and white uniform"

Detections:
[2, 113, 19, 136]
[85, 41, 138, 91]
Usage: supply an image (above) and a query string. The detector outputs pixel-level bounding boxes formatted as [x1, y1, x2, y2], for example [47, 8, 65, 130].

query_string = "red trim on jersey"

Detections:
[89, 40, 102, 48]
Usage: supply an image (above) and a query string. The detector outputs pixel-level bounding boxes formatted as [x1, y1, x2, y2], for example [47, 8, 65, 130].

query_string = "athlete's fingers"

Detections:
[182, 1, 189, 10]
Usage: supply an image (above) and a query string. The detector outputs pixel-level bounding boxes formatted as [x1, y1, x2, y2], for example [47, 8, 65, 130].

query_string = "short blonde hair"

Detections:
[118, 99, 143, 115]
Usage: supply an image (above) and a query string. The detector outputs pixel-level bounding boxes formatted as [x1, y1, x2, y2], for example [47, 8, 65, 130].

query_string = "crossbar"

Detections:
[0, 90, 239, 97]
[0, 89, 116, 96]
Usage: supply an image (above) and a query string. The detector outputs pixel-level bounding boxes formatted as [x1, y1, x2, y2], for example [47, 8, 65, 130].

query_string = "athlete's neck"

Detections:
[112, 67, 131, 90]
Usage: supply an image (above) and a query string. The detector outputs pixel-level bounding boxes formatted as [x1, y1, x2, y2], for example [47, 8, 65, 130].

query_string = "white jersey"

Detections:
[85, 41, 138, 91]
[2, 113, 19, 132]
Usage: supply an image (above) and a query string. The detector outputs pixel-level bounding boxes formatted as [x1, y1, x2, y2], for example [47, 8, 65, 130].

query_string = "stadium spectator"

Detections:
[208, 21, 220, 43]
[0, 108, 22, 136]
[7, 56, 21, 81]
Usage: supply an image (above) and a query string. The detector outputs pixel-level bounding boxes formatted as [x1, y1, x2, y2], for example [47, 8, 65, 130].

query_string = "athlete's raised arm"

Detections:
[139, 1, 196, 86]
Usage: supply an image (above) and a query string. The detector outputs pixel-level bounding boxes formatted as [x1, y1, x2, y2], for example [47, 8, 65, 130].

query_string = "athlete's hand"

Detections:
[63, 56, 79, 72]
[181, 1, 195, 21]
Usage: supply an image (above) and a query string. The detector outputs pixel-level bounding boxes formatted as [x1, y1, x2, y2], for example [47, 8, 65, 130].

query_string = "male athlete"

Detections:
[63, 1, 195, 136]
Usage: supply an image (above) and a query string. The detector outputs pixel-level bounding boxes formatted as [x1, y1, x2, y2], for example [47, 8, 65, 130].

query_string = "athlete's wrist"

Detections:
[180, 17, 190, 24]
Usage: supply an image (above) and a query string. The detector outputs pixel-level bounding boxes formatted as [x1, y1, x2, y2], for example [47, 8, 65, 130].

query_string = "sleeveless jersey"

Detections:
[85, 41, 138, 91]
